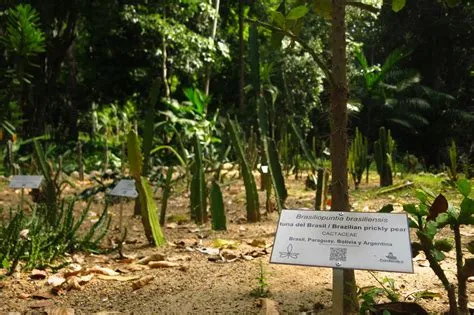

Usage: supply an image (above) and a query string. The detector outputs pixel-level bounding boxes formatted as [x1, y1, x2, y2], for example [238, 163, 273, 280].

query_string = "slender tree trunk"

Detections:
[162, 9, 170, 98]
[67, 43, 79, 140]
[238, 0, 245, 110]
[204, 0, 221, 95]
[330, 1, 358, 314]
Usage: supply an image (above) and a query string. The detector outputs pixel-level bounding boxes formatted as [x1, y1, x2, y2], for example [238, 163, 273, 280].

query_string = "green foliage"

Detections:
[251, 260, 270, 298]
[392, 0, 407, 13]
[227, 118, 260, 222]
[374, 127, 395, 187]
[190, 135, 207, 225]
[404, 179, 474, 313]
[127, 130, 166, 246]
[159, 166, 174, 226]
[348, 127, 368, 189]
[210, 181, 226, 231]
[447, 140, 458, 183]
[0, 199, 110, 275]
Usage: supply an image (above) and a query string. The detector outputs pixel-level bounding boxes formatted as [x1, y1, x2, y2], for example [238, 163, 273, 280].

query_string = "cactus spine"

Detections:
[127, 130, 165, 246]
[210, 181, 226, 230]
[348, 127, 368, 189]
[374, 127, 394, 187]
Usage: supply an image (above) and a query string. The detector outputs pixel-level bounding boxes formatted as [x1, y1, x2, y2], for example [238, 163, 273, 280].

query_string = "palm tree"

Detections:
[350, 48, 431, 141]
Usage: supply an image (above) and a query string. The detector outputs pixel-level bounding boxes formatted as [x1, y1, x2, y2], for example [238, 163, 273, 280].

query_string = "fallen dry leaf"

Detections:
[18, 292, 30, 299]
[48, 275, 66, 287]
[44, 307, 75, 315]
[220, 250, 239, 262]
[249, 239, 266, 248]
[63, 264, 82, 277]
[137, 254, 166, 265]
[32, 290, 56, 300]
[86, 266, 119, 276]
[166, 223, 178, 229]
[29, 300, 54, 309]
[97, 274, 141, 281]
[64, 276, 82, 291]
[167, 255, 191, 262]
[131, 275, 154, 290]
[118, 264, 148, 273]
[78, 274, 94, 284]
[30, 269, 48, 280]
[196, 247, 219, 255]
[148, 261, 179, 268]
[418, 260, 430, 267]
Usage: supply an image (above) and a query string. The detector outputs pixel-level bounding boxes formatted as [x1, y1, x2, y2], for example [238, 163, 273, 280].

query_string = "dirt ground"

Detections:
[0, 173, 473, 314]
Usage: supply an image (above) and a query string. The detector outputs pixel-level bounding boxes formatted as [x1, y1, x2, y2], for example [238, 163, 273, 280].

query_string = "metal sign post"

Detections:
[108, 180, 138, 235]
[9, 176, 44, 211]
[270, 209, 414, 314]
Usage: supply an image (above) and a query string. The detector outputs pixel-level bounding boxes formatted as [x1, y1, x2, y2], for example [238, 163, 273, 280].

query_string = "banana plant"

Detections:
[127, 130, 165, 246]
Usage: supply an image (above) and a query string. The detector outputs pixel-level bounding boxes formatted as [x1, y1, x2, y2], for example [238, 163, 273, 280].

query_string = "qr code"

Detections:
[329, 247, 347, 262]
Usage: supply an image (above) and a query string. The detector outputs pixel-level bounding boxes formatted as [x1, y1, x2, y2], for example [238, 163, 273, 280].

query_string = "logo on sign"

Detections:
[279, 244, 300, 259]
[380, 252, 403, 264]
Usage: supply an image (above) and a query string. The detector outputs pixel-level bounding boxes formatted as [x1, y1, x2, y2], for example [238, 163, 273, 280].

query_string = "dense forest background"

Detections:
[0, 0, 473, 171]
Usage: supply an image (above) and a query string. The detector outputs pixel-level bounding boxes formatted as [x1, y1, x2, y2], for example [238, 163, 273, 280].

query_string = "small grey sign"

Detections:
[9, 175, 44, 189]
[109, 180, 138, 198]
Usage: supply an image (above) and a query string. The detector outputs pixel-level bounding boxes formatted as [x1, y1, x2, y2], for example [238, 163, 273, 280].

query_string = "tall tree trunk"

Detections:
[330, 1, 358, 314]
[204, 0, 221, 95]
[67, 42, 79, 140]
[162, 8, 170, 98]
[238, 0, 245, 110]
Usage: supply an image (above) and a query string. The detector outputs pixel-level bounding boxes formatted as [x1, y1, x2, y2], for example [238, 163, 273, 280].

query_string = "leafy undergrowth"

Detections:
[0, 171, 472, 314]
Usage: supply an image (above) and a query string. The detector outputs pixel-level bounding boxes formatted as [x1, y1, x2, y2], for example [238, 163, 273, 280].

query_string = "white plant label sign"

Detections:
[109, 180, 138, 198]
[9, 175, 44, 189]
[270, 209, 413, 273]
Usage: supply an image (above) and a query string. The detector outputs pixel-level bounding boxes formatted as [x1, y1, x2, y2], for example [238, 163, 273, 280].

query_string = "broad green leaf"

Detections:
[411, 242, 423, 257]
[403, 204, 419, 216]
[434, 239, 453, 252]
[270, 31, 284, 49]
[313, 0, 332, 19]
[415, 190, 427, 203]
[270, 11, 286, 28]
[456, 178, 471, 197]
[435, 213, 450, 228]
[445, 0, 460, 7]
[425, 221, 438, 239]
[408, 217, 419, 228]
[286, 5, 309, 20]
[458, 197, 474, 225]
[431, 248, 446, 262]
[379, 204, 394, 213]
[418, 204, 429, 216]
[392, 0, 406, 12]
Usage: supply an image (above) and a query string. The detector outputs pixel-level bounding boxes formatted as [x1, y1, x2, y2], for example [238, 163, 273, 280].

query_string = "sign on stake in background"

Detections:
[108, 179, 138, 198]
[270, 209, 413, 273]
[9, 175, 44, 189]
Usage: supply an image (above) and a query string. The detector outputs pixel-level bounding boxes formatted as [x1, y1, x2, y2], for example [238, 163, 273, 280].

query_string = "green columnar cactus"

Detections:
[127, 130, 165, 246]
[447, 140, 458, 183]
[190, 135, 207, 224]
[348, 127, 368, 189]
[159, 166, 174, 226]
[374, 127, 394, 187]
[227, 118, 260, 222]
[210, 181, 227, 230]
